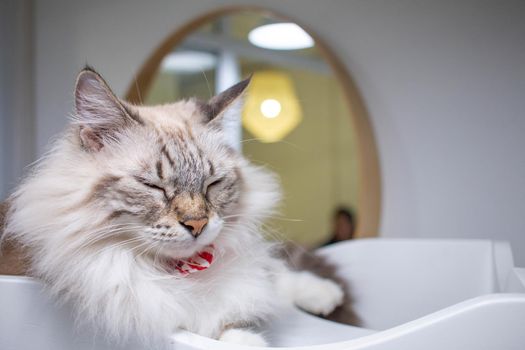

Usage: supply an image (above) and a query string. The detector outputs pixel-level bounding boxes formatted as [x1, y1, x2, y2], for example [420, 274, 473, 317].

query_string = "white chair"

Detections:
[1, 238, 524, 350]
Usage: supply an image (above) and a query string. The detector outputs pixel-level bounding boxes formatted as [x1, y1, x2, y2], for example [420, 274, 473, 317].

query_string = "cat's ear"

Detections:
[74, 67, 142, 152]
[198, 76, 251, 126]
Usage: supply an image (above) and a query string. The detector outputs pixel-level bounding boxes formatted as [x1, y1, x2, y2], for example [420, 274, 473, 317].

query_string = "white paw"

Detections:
[293, 272, 344, 316]
[219, 328, 268, 347]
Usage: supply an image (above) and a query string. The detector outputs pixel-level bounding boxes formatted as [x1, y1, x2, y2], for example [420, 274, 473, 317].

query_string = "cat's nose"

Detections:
[180, 217, 208, 237]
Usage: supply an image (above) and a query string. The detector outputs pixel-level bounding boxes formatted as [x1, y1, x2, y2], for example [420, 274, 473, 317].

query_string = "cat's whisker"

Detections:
[222, 213, 303, 223]
[241, 137, 303, 150]
[133, 74, 143, 105]
[71, 225, 142, 243]
[30, 222, 141, 238]
[152, 245, 162, 268]
[94, 237, 146, 255]
[65, 225, 145, 256]
[200, 70, 212, 99]
[135, 241, 156, 259]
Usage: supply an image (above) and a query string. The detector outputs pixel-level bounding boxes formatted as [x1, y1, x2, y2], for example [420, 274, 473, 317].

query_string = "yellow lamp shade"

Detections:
[242, 71, 302, 143]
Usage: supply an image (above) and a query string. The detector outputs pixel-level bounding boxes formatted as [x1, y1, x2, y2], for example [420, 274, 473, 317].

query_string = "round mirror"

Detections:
[126, 8, 380, 246]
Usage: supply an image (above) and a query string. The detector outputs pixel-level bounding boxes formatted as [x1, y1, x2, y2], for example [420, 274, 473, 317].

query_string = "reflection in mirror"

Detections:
[143, 11, 359, 247]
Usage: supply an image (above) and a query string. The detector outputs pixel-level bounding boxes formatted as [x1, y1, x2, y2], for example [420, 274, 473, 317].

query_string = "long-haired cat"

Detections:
[2, 68, 344, 347]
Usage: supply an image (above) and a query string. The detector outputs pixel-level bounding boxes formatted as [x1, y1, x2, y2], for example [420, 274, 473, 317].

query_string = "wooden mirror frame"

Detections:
[124, 5, 381, 238]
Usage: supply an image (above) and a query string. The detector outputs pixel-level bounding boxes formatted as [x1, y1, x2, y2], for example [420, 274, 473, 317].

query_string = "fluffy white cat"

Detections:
[4, 67, 343, 347]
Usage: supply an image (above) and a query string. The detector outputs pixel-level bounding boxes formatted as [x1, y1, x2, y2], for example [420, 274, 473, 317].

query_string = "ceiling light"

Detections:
[260, 99, 282, 118]
[243, 71, 302, 143]
[161, 50, 217, 73]
[248, 23, 314, 50]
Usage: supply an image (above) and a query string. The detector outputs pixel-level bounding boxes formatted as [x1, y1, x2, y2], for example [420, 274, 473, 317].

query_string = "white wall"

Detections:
[0, 0, 35, 199]
[31, 0, 525, 264]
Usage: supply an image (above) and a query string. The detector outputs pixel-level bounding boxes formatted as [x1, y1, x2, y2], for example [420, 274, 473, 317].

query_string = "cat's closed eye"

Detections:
[135, 177, 169, 200]
[204, 178, 224, 198]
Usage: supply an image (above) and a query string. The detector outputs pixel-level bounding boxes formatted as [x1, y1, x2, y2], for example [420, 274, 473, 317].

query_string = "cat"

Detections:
[2, 67, 344, 347]
[280, 243, 361, 326]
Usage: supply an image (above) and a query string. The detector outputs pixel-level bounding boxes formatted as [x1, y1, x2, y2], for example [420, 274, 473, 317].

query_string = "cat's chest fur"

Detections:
[137, 235, 282, 337]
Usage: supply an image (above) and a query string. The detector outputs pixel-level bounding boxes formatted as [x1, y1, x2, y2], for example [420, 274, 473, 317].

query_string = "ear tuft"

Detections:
[74, 67, 140, 152]
[79, 126, 103, 152]
[199, 75, 252, 123]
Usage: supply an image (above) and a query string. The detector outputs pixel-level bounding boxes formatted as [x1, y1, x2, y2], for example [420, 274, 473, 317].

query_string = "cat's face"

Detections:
[74, 68, 249, 258]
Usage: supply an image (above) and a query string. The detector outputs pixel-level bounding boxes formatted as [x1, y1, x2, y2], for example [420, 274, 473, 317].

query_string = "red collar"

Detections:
[167, 245, 215, 276]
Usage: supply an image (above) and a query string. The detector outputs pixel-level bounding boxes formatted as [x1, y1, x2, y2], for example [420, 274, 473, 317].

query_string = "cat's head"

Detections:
[68, 67, 272, 258]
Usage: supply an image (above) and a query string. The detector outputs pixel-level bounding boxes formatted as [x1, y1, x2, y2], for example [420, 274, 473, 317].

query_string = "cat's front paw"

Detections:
[219, 328, 267, 347]
[294, 272, 344, 316]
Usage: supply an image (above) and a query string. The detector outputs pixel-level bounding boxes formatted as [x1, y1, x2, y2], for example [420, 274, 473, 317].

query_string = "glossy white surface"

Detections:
[1, 239, 524, 349]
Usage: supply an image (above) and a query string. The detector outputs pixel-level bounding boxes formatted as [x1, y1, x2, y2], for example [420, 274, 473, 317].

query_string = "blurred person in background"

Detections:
[324, 207, 355, 245]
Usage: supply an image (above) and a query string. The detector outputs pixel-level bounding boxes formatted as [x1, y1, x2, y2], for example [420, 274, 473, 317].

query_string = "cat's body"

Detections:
[1, 68, 343, 347]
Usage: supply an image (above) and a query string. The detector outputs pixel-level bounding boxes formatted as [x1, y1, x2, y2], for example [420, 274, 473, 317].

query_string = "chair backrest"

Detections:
[319, 238, 508, 330]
